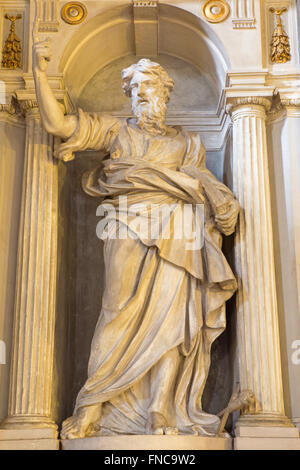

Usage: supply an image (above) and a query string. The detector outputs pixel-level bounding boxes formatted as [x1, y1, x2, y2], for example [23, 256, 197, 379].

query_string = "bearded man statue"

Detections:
[33, 39, 240, 440]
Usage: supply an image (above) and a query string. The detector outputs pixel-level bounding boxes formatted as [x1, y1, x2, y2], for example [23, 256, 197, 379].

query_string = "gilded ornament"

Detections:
[269, 7, 291, 64]
[2, 14, 22, 69]
[61, 2, 87, 25]
[202, 0, 230, 24]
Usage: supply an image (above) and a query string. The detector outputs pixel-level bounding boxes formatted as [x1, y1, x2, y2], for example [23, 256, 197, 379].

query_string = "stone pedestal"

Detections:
[0, 429, 59, 450]
[62, 435, 232, 450]
[234, 424, 300, 450]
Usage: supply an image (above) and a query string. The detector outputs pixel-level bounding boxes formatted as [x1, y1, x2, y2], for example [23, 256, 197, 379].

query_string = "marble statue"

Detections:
[32, 38, 240, 440]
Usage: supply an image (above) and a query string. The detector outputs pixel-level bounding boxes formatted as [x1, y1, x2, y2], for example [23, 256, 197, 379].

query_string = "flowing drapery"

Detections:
[57, 111, 239, 435]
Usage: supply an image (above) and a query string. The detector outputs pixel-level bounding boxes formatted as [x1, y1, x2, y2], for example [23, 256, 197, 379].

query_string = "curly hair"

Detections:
[121, 58, 174, 102]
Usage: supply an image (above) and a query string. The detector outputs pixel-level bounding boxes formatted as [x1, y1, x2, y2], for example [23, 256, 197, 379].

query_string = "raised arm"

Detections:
[32, 38, 77, 140]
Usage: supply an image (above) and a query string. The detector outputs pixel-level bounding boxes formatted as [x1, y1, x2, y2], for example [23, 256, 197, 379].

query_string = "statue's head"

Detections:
[122, 58, 174, 135]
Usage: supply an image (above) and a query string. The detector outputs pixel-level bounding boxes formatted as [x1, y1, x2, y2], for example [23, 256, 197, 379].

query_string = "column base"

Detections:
[234, 437, 300, 450]
[293, 418, 300, 431]
[234, 414, 300, 449]
[0, 428, 59, 450]
[62, 435, 232, 450]
[0, 416, 59, 449]
[0, 415, 58, 430]
[235, 413, 296, 429]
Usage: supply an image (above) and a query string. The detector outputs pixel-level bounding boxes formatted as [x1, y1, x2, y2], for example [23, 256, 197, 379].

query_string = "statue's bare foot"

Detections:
[149, 412, 178, 435]
[61, 404, 102, 440]
[219, 431, 231, 438]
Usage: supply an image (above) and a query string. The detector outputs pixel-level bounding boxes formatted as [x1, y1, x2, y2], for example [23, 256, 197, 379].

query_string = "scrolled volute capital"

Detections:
[0, 102, 16, 115]
[226, 96, 272, 117]
[19, 99, 40, 116]
[0, 95, 21, 116]
[280, 98, 300, 108]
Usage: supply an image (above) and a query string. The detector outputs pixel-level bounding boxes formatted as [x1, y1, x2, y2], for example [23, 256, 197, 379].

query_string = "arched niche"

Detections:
[59, 3, 230, 110]
[55, 4, 235, 425]
[77, 54, 219, 114]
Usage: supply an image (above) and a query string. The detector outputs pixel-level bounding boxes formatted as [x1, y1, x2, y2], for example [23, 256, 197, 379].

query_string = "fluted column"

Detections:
[227, 97, 295, 433]
[0, 100, 58, 445]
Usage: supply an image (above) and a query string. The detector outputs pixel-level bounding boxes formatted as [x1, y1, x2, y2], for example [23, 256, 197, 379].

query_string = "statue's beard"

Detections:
[133, 97, 168, 135]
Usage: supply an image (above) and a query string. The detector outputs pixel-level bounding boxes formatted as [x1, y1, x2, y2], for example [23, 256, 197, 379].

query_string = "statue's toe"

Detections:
[152, 426, 164, 435]
[61, 415, 87, 440]
[165, 427, 179, 435]
[86, 422, 101, 437]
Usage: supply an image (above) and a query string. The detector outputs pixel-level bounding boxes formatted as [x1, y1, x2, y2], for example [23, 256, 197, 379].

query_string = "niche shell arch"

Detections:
[59, 4, 230, 108]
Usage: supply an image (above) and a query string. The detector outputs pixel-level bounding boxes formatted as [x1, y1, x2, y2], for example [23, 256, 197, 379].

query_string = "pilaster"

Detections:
[267, 93, 300, 434]
[226, 94, 300, 449]
[0, 99, 59, 450]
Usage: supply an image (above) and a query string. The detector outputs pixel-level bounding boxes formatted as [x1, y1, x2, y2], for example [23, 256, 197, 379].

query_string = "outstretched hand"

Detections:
[32, 38, 52, 73]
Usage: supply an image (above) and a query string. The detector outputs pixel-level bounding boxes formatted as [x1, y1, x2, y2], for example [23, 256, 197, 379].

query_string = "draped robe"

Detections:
[57, 109, 239, 436]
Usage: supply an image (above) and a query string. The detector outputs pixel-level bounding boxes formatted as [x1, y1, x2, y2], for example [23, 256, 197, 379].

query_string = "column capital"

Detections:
[280, 95, 300, 117]
[281, 98, 300, 107]
[0, 103, 16, 115]
[15, 75, 73, 115]
[226, 96, 273, 117]
[19, 99, 40, 117]
[0, 97, 24, 127]
[0, 94, 39, 118]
